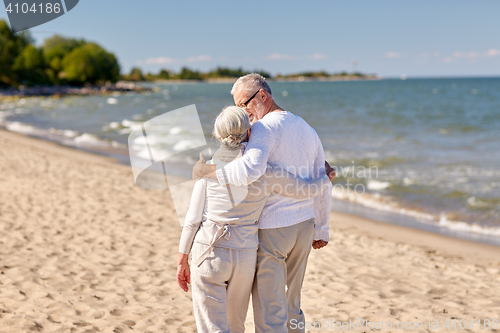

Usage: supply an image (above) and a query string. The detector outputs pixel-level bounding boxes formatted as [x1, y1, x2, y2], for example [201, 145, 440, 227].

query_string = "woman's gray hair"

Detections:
[213, 106, 251, 150]
[231, 73, 272, 96]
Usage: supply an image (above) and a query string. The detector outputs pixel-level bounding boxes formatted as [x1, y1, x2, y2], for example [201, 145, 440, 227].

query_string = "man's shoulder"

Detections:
[258, 111, 318, 140]
[251, 119, 272, 134]
[260, 111, 301, 126]
[279, 111, 317, 134]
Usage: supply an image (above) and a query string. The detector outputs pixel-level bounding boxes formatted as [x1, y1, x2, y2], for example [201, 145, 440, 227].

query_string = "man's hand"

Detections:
[177, 253, 190, 292]
[192, 153, 216, 180]
[312, 239, 328, 249]
[325, 161, 336, 181]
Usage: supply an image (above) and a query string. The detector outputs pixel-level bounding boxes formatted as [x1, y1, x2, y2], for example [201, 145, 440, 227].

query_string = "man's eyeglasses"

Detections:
[239, 89, 261, 108]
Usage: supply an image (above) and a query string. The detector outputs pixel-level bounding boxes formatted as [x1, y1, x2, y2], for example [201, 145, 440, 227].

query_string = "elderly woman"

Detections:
[177, 106, 330, 333]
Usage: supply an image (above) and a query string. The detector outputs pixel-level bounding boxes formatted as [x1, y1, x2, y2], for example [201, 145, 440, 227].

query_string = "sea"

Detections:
[1, 78, 500, 245]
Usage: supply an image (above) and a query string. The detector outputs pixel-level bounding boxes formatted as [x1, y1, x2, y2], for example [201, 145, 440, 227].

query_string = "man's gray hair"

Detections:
[213, 106, 251, 150]
[231, 73, 272, 96]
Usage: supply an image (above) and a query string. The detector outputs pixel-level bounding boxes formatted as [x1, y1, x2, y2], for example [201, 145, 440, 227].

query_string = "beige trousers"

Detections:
[191, 242, 257, 333]
[252, 218, 315, 333]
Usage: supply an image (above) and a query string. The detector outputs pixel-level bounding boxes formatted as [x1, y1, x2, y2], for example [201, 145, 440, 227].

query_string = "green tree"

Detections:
[253, 69, 272, 79]
[13, 45, 48, 86]
[0, 19, 33, 86]
[125, 67, 145, 81]
[207, 67, 248, 78]
[61, 42, 120, 85]
[178, 67, 202, 80]
[42, 34, 85, 83]
[144, 72, 156, 81]
[158, 69, 171, 80]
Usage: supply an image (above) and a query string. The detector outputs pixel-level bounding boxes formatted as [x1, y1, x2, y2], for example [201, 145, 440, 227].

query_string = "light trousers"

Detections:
[191, 242, 257, 333]
[252, 218, 315, 333]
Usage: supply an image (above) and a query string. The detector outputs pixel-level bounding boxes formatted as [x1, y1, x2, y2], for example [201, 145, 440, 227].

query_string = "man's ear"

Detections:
[261, 89, 268, 101]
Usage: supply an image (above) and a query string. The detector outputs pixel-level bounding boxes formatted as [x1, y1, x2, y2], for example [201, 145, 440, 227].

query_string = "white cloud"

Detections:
[307, 53, 328, 60]
[145, 57, 177, 65]
[385, 52, 402, 59]
[137, 55, 213, 67]
[406, 48, 498, 64]
[446, 49, 500, 61]
[265, 53, 328, 61]
[443, 56, 454, 63]
[186, 55, 212, 62]
[418, 52, 441, 60]
[443, 51, 481, 63]
[485, 49, 500, 57]
[266, 53, 297, 60]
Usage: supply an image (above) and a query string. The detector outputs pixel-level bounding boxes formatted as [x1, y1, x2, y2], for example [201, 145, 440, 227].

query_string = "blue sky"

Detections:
[2, 0, 499, 77]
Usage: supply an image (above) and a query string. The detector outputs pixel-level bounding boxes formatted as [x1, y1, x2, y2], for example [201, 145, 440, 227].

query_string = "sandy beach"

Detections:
[1, 128, 500, 333]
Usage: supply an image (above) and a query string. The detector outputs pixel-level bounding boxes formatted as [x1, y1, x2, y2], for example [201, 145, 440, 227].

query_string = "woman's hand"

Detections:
[177, 253, 190, 292]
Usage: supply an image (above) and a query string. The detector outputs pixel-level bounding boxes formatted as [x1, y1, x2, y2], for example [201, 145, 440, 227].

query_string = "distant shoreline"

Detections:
[0, 76, 380, 98]
[273, 75, 380, 82]
[0, 81, 152, 100]
[2, 76, 498, 99]
[152, 75, 380, 85]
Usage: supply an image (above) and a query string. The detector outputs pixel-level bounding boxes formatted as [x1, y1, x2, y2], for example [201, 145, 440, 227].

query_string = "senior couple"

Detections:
[177, 74, 335, 333]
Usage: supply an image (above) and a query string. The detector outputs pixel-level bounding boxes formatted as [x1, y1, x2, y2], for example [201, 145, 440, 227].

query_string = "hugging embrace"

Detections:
[177, 74, 335, 333]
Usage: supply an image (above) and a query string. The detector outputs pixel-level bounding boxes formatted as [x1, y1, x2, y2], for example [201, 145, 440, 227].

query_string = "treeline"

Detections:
[0, 19, 119, 87]
[123, 68, 375, 82]
[276, 71, 376, 79]
[123, 66, 272, 81]
[1, 18, 376, 88]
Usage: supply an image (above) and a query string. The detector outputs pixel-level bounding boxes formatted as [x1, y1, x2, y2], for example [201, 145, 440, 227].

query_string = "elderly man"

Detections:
[194, 73, 333, 333]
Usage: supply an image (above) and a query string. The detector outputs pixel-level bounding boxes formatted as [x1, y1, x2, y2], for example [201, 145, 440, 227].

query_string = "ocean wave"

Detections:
[438, 214, 500, 237]
[331, 187, 500, 237]
[1, 119, 126, 151]
[74, 133, 106, 146]
[0, 103, 16, 111]
[49, 128, 79, 138]
[466, 196, 497, 209]
[367, 180, 391, 190]
[5, 121, 35, 134]
[107, 97, 119, 105]
[403, 177, 413, 185]
[331, 187, 435, 220]
[0, 110, 14, 121]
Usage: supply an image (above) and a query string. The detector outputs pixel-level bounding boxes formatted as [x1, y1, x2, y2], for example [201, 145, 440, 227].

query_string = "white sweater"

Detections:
[178, 144, 331, 255]
[216, 111, 332, 241]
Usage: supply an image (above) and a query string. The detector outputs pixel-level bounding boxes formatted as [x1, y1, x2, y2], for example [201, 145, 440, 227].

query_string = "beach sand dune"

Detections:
[1, 129, 499, 332]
